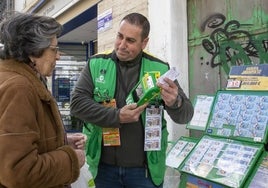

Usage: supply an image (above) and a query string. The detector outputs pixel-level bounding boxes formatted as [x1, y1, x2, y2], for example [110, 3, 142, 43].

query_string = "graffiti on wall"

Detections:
[201, 13, 268, 74]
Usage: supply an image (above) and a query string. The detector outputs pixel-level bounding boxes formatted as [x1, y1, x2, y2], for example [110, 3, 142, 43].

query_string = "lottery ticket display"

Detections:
[179, 135, 263, 188]
[166, 137, 199, 168]
[176, 65, 268, 187]
[244, 151, 268, 188]
[206, 90, 268, 143]
[187, 95, 215, 130]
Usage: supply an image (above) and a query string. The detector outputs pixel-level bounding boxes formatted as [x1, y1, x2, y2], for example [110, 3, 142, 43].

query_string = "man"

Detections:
[70, 12, 194, 188]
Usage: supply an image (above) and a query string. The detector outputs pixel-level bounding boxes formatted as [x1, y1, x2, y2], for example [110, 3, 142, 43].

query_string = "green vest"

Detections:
[83, 52, 169, 186]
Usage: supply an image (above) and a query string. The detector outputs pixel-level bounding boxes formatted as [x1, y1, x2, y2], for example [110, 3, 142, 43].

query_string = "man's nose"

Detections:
[119, 39, 127, 48]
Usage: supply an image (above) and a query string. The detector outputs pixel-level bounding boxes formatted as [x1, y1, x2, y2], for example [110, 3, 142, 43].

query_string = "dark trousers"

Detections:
[95, 163, 163, 188]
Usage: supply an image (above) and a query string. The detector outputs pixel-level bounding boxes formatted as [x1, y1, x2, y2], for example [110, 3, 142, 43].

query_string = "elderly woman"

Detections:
[0, 13, 85, 188]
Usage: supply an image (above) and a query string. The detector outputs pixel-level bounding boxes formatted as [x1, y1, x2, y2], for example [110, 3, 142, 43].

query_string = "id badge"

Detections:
[144, 105, 163, 151]
[101, 99, 121, 146]
[102, 128, 121, 146]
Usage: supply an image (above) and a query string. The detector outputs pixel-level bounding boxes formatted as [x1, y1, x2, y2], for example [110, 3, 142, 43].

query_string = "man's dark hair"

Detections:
[121, 13, 150, 40]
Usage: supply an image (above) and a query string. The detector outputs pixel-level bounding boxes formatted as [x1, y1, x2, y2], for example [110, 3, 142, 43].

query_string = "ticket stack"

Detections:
[166, 64, 268, 188]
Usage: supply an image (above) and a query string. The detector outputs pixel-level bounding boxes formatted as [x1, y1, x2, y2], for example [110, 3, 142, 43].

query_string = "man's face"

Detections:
[114, 20, 148, 62]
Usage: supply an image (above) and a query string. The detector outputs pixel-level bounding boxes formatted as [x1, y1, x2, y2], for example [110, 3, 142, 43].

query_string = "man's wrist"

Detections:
[169, 94, 183, 109]
[176, 94, 183, 107]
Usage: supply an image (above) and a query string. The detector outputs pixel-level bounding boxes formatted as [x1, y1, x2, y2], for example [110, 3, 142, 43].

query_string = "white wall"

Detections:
[148, 0, 189, 141]
[14, 0, 25, 12]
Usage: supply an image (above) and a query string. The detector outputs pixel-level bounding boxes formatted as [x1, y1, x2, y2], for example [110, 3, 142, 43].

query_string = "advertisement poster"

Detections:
[226, 64, 268, 90]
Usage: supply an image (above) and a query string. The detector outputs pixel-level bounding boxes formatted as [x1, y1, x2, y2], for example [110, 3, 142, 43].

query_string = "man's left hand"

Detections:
[157, 77, 178, 107]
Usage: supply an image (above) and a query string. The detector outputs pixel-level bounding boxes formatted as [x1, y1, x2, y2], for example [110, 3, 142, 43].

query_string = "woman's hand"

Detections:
[74, 149, 85, 168]
[67, 133, 87, 150]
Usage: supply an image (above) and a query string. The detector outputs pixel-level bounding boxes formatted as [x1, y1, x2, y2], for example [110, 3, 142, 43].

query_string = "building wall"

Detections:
[188, 0, 268, 100]
[148, 0, 189, 140]
[21, 0, 38, 12]
[54, 0, 99, 25]
[20, 0, 98, 24]
[14, 0, 24, 11]
[97, 0, 148, 52]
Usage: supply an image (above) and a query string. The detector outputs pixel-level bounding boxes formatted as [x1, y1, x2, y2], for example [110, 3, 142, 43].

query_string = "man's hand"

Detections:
[119, 103, 148, 123]
[157, 77, 179, 107]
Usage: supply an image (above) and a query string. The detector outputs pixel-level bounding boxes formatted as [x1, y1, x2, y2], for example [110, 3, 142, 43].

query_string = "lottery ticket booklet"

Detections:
[126, 67, 179, 106]
[126, 71, 161, 106]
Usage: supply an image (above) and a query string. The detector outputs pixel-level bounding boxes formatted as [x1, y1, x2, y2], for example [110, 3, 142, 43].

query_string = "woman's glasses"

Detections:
[49, 45, 60, 54]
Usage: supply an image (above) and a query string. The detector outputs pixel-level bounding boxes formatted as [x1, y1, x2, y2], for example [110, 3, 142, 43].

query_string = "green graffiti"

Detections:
[200, 11, 268, 74]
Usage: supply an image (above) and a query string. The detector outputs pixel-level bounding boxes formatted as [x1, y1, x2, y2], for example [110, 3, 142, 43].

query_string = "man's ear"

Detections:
[142, 37, 149, 49]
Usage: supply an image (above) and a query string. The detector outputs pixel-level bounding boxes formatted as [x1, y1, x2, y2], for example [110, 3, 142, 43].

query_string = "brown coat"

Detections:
[0, 60, 79, 188]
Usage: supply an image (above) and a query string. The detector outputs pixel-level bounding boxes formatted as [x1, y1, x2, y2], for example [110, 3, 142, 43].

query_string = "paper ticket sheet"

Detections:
[157, 67, 179, 85]
[144, 105, 163, 151]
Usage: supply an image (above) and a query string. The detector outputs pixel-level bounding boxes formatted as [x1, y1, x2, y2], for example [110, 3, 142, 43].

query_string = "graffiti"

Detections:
[201, 13, 226, 32]
[202, 13, 268, 74]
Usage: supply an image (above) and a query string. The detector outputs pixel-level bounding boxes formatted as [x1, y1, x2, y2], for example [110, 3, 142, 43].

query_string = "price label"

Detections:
[226, 79, 241, 88]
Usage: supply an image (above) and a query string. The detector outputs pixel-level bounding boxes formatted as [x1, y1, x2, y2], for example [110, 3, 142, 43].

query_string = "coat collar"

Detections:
[0, 59, 52, 101]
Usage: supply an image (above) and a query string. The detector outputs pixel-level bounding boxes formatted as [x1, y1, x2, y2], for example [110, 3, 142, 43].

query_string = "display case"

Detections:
[177, 89, 268, 188]
[179, 171, 227, 188]
[175, 64, 268, 188]
[178, 135, 264, 187]
[244, 151, 268, 188]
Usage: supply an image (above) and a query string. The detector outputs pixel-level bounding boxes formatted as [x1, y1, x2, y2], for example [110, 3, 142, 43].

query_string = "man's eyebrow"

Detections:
[126, 36, 136, 42]
[117, 32, 136, 42]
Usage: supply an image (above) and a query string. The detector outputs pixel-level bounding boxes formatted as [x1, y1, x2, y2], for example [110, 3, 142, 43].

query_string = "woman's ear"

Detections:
[29, 55, 35, 63]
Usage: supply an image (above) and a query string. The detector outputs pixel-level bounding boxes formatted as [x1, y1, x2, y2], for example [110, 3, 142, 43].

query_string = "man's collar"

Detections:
[112, 50, 143, 67]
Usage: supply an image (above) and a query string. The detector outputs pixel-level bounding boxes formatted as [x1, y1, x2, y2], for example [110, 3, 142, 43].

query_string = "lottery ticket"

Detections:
[157, 67, 179, 85]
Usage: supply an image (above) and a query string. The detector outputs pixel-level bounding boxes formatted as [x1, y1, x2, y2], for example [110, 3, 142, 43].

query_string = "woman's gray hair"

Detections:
[0, 12, 62, 63]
